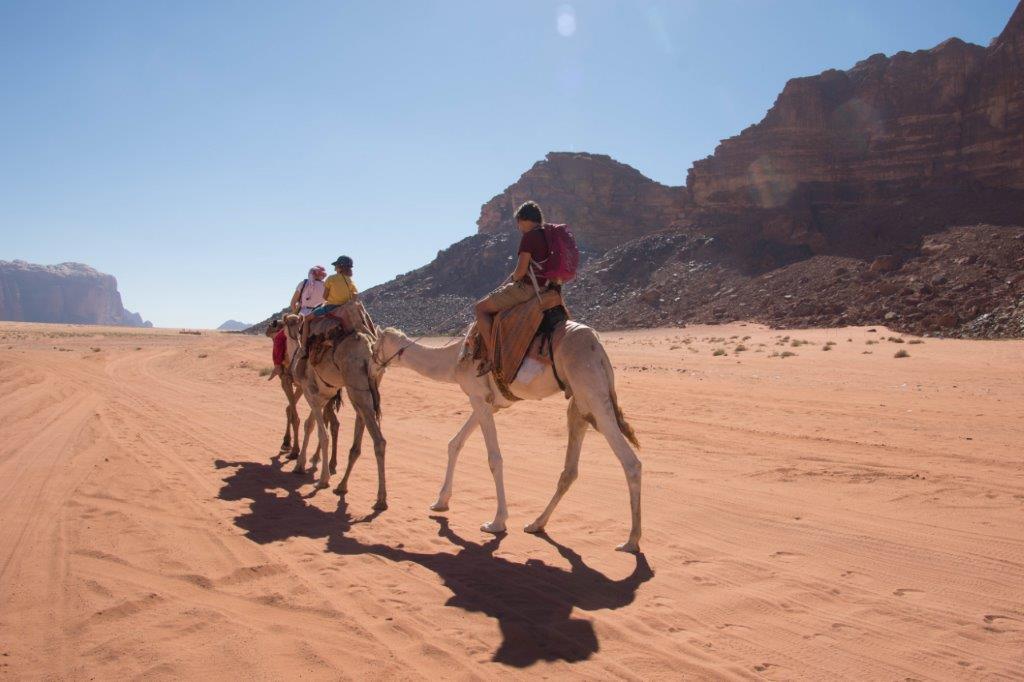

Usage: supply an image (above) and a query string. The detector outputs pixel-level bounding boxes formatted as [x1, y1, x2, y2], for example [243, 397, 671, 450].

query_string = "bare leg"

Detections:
[472, 398, 507, 533]
[430, 413, 479, 512]
[525, 399, 587, 534]
[592, 400, 642, 553]
[348, 388, 387, 510]
[336, 414, 365, 495]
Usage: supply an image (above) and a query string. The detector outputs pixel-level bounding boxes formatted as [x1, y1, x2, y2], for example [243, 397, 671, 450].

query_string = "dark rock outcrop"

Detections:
[0, 260, 151, 327]
[477, 152, 688, 252]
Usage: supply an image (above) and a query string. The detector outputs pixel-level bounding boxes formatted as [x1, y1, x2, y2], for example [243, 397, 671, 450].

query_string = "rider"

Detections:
[474, 200, 553, 363]
[299, 255, 359, 351]
[291, 265, 327, 316]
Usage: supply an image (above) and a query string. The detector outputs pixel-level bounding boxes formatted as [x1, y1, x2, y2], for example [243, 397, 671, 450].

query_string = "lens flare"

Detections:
[557, 4, 576, 37]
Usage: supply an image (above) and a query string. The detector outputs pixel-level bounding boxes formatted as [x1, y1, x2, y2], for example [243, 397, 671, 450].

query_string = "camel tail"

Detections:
[611, 387, 640, 449]
[594, 335, 640, 449]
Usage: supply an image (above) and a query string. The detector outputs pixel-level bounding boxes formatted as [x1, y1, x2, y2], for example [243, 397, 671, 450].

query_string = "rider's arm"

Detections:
[290, 288, 301, 313]
[511, 252, 531, 282]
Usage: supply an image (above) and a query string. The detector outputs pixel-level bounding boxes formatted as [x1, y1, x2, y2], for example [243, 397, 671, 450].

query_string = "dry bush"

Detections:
[258, 366, 274, 376]
[712, 348, 726, 356]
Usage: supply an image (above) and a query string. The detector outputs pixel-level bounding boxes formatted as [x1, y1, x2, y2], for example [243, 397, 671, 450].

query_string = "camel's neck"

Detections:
[390, 336, 460, 383]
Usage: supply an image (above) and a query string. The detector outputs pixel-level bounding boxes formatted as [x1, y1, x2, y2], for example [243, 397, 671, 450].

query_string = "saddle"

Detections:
[307, 302, 376, 365]
[469, 289, 569, 401]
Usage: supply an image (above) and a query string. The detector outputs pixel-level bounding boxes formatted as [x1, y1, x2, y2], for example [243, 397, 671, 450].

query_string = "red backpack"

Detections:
[535, 223, 580, 283]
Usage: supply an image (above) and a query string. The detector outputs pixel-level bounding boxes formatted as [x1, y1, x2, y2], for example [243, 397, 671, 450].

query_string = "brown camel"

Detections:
[283, 315, 388, 508]
[264, 321, 340, 470]
[372, 323, 642, 553]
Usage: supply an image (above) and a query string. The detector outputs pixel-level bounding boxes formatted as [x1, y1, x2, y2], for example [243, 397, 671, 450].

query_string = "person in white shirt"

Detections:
[290, 266, 327, 316]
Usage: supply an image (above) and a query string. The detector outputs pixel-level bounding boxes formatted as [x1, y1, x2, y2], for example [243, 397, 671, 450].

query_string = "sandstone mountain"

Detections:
[0, 261, 151, 327]
[250, 2, 1024, 339]
[476, 152, 687, 252]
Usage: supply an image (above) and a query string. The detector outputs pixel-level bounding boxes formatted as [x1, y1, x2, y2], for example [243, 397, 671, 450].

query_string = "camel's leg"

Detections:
[326, 401, 340, 474]
[524, 399, 587, 534]
[473, 399, 508, 534]
[336, 414, 364, 496]
[430, 413, 479, 512]
[345, 388, 387, 510]
[591, 400, 642, 553]
[294, 411, 316, 473]
[280, 374, 297, 454]
[313, 402, 332, 489]
[288, 402, 302, 458]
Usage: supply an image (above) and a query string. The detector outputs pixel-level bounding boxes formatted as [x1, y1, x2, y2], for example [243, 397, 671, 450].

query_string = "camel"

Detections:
[264, 321, 340, 470]
[371, 323, 642, 552]
[282, 314, 388, 509]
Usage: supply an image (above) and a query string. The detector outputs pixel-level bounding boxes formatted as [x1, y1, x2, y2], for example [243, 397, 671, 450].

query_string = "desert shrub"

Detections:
[780, 351, 796, 358]
[888, 336, 905, 344]
[908, 339, 924, 345]
[197, 353, 208, 359]
[712, 348, 726, 356]
[734, 344, 747, 352]
[258, 366, 274, 376]
[894, 349, 910, 358]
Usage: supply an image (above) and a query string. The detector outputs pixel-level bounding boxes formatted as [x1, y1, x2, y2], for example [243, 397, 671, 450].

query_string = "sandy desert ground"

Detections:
[0, 321, 1022, 680]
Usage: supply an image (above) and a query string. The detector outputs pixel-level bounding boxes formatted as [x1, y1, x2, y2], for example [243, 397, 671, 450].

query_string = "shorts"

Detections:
[310, 304, 340, 317]
[480, 280, 536, 311]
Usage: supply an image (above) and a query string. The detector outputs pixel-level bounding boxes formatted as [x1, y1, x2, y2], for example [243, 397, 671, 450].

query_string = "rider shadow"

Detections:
[215, 456, 653, 667]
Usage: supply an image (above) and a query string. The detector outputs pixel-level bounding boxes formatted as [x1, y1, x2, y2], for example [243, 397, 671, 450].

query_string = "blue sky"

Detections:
[1, 0, 1017, 328]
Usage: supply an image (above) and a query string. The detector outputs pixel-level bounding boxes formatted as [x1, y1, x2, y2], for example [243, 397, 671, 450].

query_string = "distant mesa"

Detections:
[0, 260, 151, 327]
[217, 320, 252, 332]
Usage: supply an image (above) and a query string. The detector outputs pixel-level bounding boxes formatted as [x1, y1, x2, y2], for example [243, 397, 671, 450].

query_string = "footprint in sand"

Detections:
[983, 614, 1021, 633]
[770, 551, 803, 562]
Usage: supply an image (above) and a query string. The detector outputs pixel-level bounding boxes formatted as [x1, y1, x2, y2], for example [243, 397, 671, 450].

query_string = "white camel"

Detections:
[371, 324, 642, 552]
[283, 315, 388, 509]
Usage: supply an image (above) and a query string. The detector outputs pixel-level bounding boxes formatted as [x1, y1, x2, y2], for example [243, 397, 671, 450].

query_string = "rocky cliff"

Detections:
[683, 1, 1024, 258]
[477, 152, 688, 251]
[0, 261, 151, 327]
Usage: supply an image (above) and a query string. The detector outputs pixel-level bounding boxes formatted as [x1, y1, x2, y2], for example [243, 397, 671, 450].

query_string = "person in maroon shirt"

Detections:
[473, 200, 552, 365]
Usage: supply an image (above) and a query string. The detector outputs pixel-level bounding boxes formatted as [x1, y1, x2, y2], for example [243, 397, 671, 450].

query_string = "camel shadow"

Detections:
[214, 456, 653, 666]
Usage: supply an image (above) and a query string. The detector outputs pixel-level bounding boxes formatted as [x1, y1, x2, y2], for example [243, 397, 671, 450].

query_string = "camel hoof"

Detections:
[315, 480, 330, 489]
[291, 466, 305, 475]
[429, 502, 449, 512]
[480, 521, 506, 534]
[286, 452, 298, 461]
[373, 500, 388, 511]
[523, 522, 544, 534]
[330, 464, 337, 475]
[334, 485, 347, 496]
[615, 541, 641, 554]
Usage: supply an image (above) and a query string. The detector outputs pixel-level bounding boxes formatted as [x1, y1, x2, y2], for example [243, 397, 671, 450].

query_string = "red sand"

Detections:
[1, 322, 1022, 679]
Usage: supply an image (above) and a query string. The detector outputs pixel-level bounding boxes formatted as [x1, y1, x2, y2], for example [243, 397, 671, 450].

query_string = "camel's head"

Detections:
[282, 314, 303, 341]
[264, 319, 283, 338]
[371, 327, 409, 372]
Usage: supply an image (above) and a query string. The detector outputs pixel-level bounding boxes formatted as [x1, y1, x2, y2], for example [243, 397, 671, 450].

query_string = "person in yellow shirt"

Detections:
[300, 255, 359, 352]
